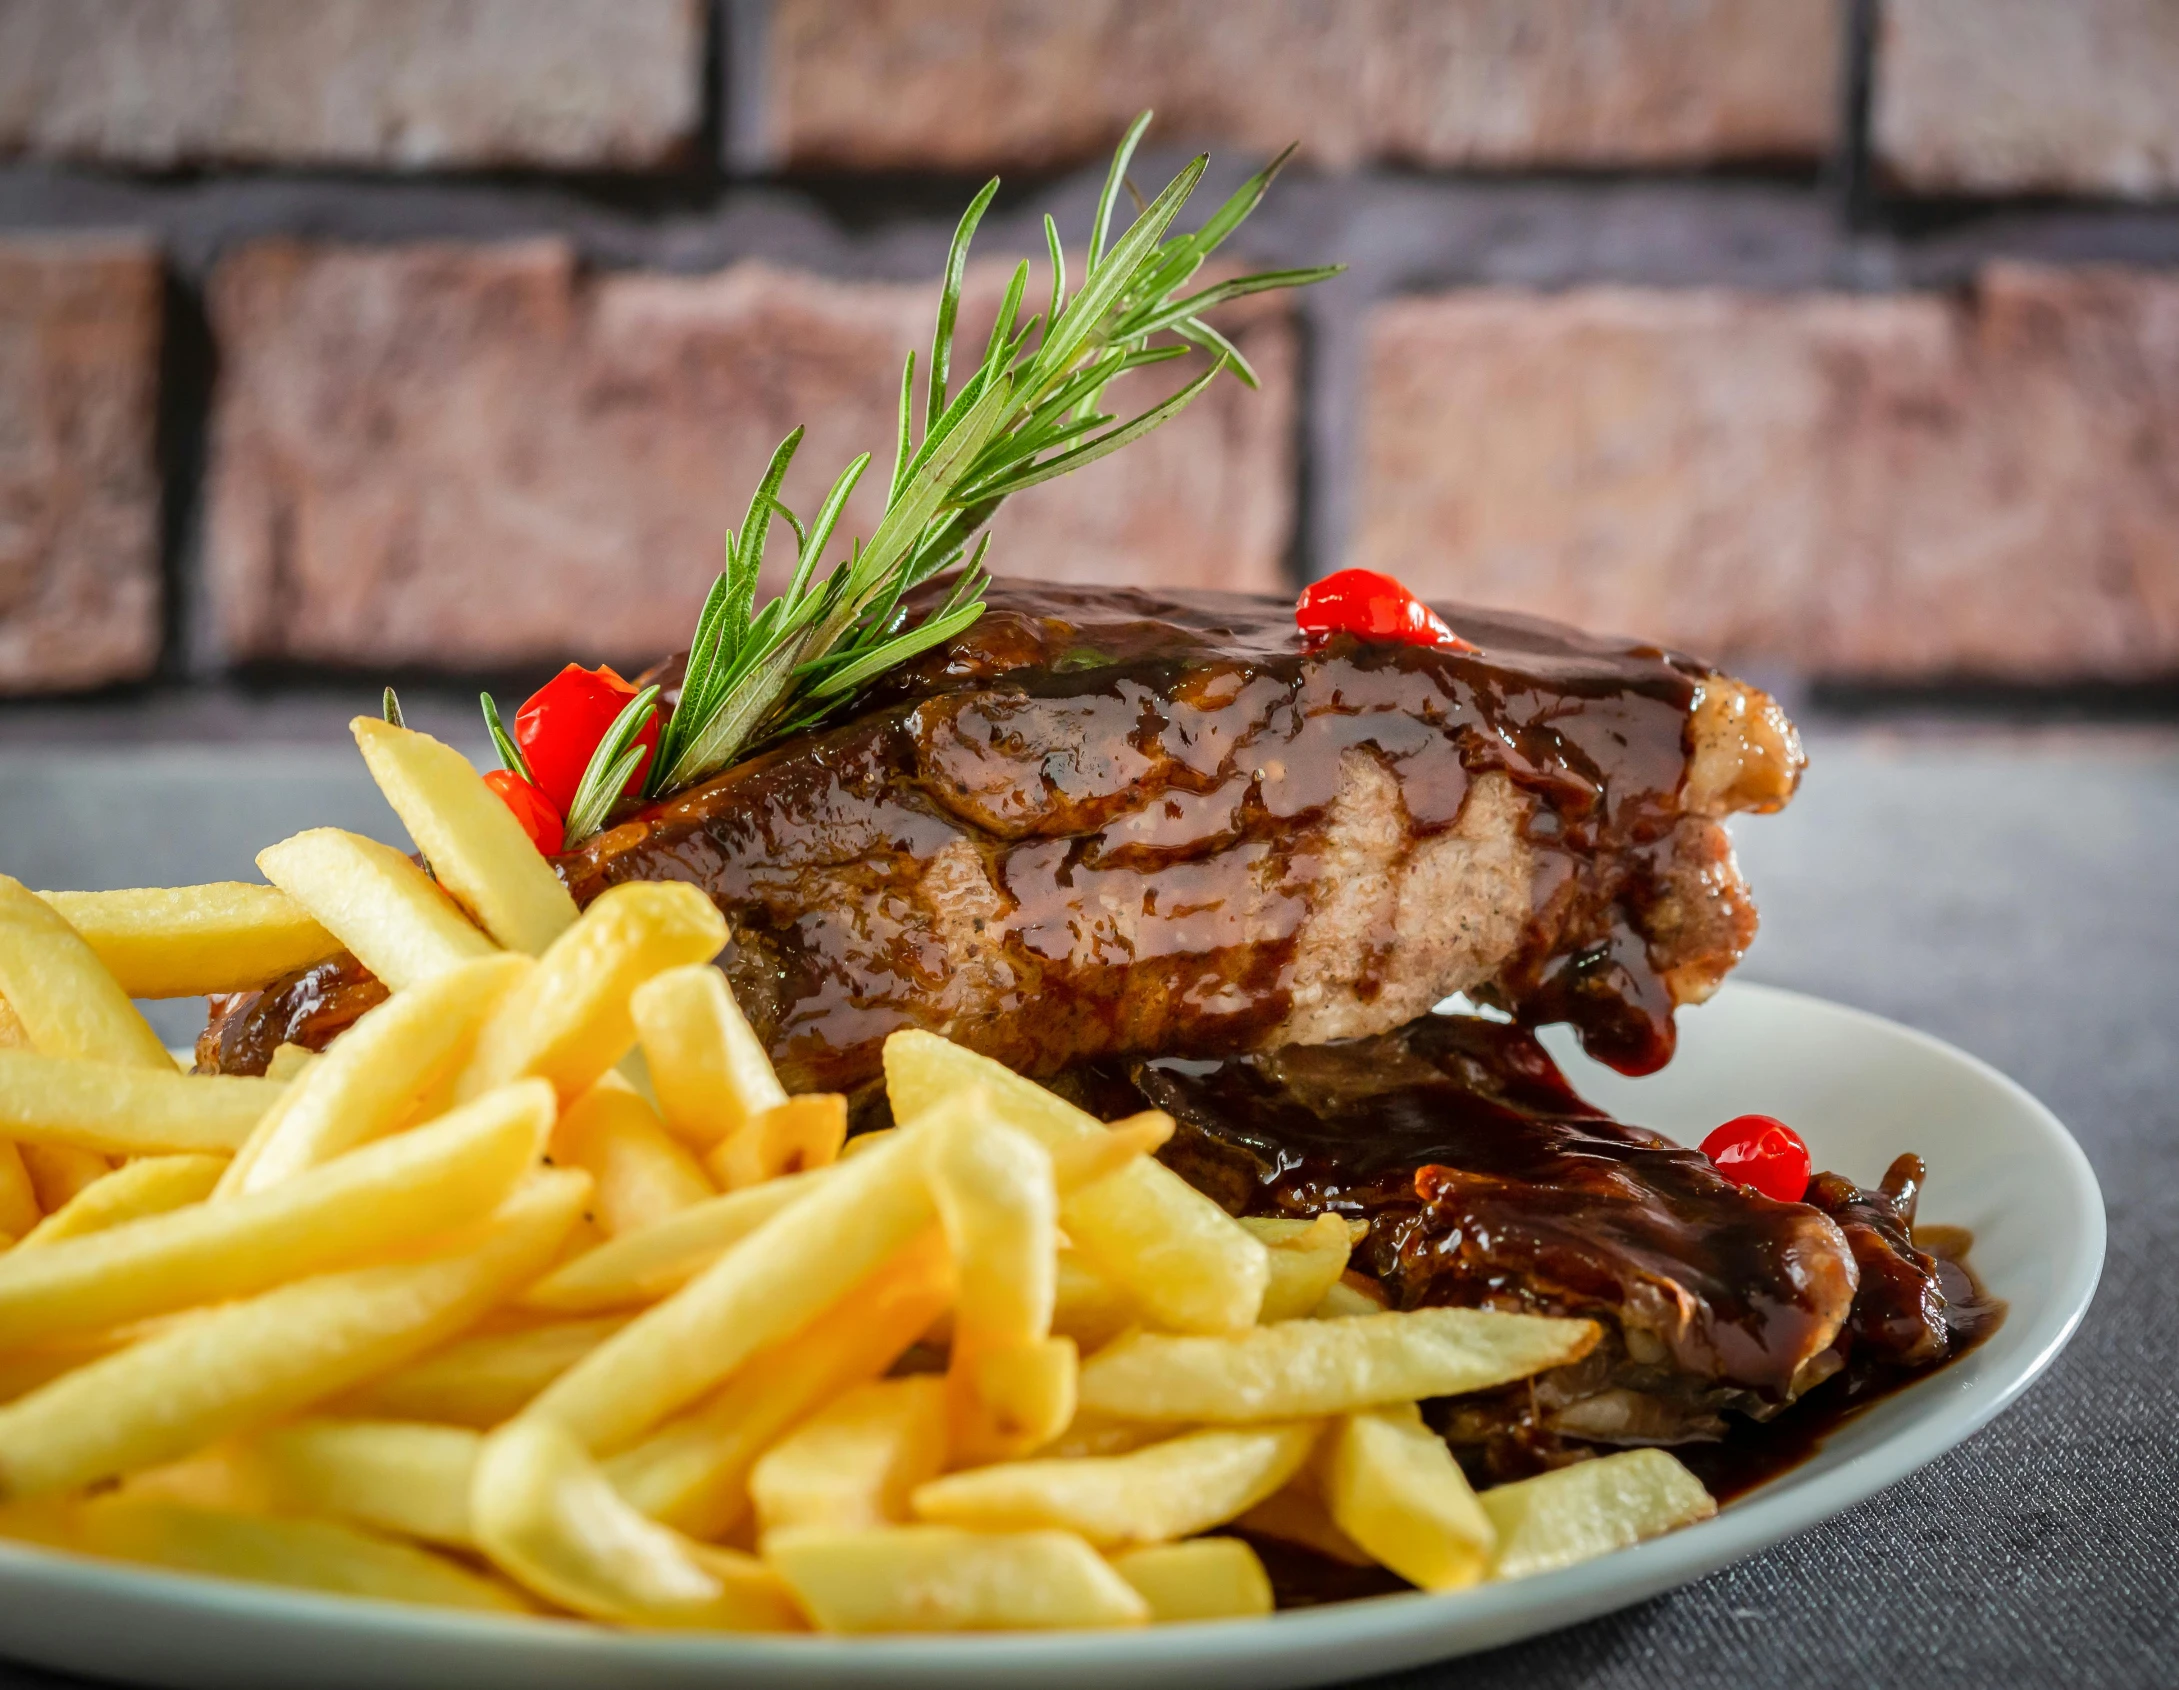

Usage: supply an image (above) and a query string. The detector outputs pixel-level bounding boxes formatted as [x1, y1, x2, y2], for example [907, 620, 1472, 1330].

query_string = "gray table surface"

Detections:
[0, 722, 2172, 1689]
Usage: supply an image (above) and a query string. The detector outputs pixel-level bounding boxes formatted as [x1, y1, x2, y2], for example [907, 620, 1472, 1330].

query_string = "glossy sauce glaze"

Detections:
[1079, 1013, 2002, 1514]
[571, 581, 1725, 1091]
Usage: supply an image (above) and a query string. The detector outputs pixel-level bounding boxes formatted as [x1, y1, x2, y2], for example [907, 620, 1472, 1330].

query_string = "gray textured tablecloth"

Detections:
[0, 725, 2171, 1689]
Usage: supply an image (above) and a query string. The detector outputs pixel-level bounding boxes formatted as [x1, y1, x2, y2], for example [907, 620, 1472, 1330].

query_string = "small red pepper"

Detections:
[513, 663, 660, 816]
[1296, 567, 1474, 651]
[483, 768, 565, 856]
[1700, 1114, 1813, 1204]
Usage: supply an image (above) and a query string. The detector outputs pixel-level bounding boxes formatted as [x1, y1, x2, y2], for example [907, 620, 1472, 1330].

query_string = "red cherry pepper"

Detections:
[1295, 567, 1475, 651]
[513, 663, 660, 817]
[483, 768, 565, 856]
[1700, 1114, 1813, 1204]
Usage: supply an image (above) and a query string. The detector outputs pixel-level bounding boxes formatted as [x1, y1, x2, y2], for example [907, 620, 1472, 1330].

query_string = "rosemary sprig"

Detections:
[504, 113, 1337, 846]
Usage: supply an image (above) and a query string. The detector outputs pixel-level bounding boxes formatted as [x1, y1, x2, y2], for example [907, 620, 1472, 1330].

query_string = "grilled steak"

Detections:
[1108, 1013, 1985, 1480]
[202, 579, 1802, 1087]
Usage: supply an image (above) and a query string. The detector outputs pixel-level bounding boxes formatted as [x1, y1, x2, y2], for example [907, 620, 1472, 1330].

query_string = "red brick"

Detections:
[0, 237, 163, 695]
[1354, 269, 2179, 681]
[768, 0, 1837, 173]
[0, 0, 702, 170]
[1875, 0, 2179, 197]
[203, 241, 1295, 671]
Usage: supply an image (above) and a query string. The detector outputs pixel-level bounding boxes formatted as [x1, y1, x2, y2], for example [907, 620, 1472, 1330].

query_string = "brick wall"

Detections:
[2, 0, 2177, 695]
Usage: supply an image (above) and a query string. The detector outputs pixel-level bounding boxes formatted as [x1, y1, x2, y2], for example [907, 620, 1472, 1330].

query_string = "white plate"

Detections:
[0, 983, 2103, 1690]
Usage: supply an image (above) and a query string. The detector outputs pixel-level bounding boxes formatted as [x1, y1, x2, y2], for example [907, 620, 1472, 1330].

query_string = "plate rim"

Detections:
[0, 982, 2107, 1689]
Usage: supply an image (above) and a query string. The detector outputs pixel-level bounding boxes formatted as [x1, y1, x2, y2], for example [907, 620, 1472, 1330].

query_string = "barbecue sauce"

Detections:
[576, 581, 1760, 1090]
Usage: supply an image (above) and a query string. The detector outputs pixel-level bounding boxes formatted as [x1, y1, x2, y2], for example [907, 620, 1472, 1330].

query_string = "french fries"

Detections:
[248, 1418, 480, 1547]
[351, 719, 580, 957]
[631, 963, 787, 1148]
[0, 1170, 587, 1499]
[524, 1124, 935, 1454]
[229, 954, 530, 1194]
[549, 1075, 714, 1236]
[521, 1164, 834, 1312]
[334, 1316, 627, 1427]
[0, 1051, 281, 1157]
[1078, 1307, 1601, 1423]
[75, 1497, 526, 1612]
[604, 1235, 953, 1537]
[0, 876, 174, 1070]
[0, 760, 1729, 1635]
[886, 1030, 1268, 1334]
[472, 1417, 802, 1630]
[0, 1080, 553, 1348]
[1110, 1538, 1274, 1622]
[18, 1154, 226, 1248]
[1245, 1213, 1357, 1322]
[35, 884, 337, 998]
[705, 1092, 846, 1191]
[257, 829, 498, 989]
[457, 882, 727, 1107]
[1322, 1404, 1494, 1591]
[767, 1526, 1149, 1632]
[1480, 1448, 1717, 1579]
[749, 1375, 948, 1540]
[912, 1422, 1321, 1550]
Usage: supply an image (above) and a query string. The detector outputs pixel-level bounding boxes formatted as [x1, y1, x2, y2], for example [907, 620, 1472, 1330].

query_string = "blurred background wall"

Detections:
[2, 0, 2177, 707]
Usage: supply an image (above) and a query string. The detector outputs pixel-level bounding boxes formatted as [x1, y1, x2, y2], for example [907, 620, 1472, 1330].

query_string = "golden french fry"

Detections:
[249, 1419, 479, 1547]
[264, 1043, 319, 1082]
[1310, 1275, 1390, 1319]
[1481, 1448, 1716, 1580]
[1109, 1537, 1274, 1622]
[352, 718, 581, 957]
[35, 885, 338, 998]
[0, 1142, 39, 1239]
[1078, 1308, 1600, 1424]
[457, 883, 727, 1108]
[1052, 1249, 1138, 1352]
[1031, 1414, 1173, 1462]
[525, 1123, 936, 1454]
[19, 1154, 226, 1248]
[0, 877, 172, 1070]
[19, 1141, 110, 1210]
[767, 1525, 1148, 1632]
[76, 1497, 523, 1612]
[522, 1165, 834, 1313]
[1046, 1111, 1173, 1192]
[1233, 1477, 1374, 1566]
[231, 954, 531, 1195]
[912, 1422, 1320, 1550]
[923, 1093, 1064, 1456]
[0, 1328, 134, 1407]
[473, 1417, 803, 1630]
[885, 1030, 1266, 1334]
[1322, 1404, 1494, 1591]
[0, 993, 26, 1048]
[257, 829, 497, 989]
[1247, 1214, 1354, 1323]
[604, 1234, 952, 1537]
[0, 1051, 281, 1158]
[0, 1079, 553, 1348]
[927, 1097, 1055, 1354]
[749, 1375, 948, 1541]
[705, 1093, 847, 1191]
[334, 1316, 627, 1427]
[630, 964, 786, 1149]
[961, 1338, 1078, 1458]
[0, 1169, 588, 1500]
[551, 1076, 714, 1236]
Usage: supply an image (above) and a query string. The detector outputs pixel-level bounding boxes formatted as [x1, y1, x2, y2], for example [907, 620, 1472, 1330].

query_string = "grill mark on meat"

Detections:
[1279, 759, 1529, 1045]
